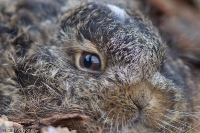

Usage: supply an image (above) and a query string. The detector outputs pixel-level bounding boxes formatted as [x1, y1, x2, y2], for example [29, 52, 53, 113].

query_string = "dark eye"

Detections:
[80, 52, 101, 71]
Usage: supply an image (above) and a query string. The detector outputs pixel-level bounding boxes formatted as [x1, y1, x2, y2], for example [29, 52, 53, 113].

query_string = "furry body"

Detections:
[0, 0, 199, 132]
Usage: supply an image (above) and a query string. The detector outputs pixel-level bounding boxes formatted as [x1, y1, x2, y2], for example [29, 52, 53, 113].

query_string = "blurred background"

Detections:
[143, 0, 200, 73]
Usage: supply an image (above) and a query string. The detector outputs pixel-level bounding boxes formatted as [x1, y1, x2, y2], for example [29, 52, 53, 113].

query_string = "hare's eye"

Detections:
[80, 52, 101, 71]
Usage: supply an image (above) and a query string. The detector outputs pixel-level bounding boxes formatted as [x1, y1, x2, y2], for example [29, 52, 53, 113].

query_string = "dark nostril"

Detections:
[128, 93, 143, 109]
[133, 99, 142, 109]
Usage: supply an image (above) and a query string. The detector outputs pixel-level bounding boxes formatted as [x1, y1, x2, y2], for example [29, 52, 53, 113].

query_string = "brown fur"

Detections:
[0, 0, 200, 132]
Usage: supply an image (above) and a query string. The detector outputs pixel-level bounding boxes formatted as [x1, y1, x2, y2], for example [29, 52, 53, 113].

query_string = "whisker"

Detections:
[167, 110, 200, 120]
[101, 108, 114, 133]
[127, 119, 135, 131]
[114, 113, 120, 133]
[180, 113, 200, 121]
[168, 30, 200, 45]
[109, 115, 114, 133]
[157, 119, 182, 132]
[163, 114, 189, 127]
[96, 111, 108, 125]
[121, 115, 126, 133]
[157, 123, 173, 133]
[185, 123, 200, 133]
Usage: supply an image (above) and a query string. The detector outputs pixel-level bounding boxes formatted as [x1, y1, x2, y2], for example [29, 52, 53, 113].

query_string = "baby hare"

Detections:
[0, 0, 199, 132]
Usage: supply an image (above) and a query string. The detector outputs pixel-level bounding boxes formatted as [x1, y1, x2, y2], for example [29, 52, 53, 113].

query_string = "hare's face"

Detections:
[52, 2, 190, 132]
[11, 2, 193, 133]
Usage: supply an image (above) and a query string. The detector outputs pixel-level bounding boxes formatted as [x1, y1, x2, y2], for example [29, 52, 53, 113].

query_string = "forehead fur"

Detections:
[59, 2, 165, 78]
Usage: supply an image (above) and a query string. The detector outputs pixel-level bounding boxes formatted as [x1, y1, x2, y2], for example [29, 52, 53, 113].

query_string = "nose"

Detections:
[129, 82, 153, 109]
[105, 66, 153, 109]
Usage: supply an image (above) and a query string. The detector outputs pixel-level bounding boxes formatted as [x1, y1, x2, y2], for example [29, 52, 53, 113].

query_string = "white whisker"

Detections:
[101, 108, 114, 133]
[185, 123, 200, 133]
[96, 111, 108, 125]
[167, 109, 200, 120]
[169, 31, 200, 45]
[157, 123, 173, 132]
[109, 115, 114, 133]
[163, 114, 189, 127]
[114, 113, 120, 132]
[158, 119, 182, 132]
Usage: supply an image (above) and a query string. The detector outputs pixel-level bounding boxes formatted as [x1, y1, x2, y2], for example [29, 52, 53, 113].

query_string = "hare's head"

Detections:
[6, 2, 194, 132]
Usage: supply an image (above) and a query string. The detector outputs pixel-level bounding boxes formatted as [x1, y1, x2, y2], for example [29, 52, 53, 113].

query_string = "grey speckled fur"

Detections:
[0, 0, 199, 132]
